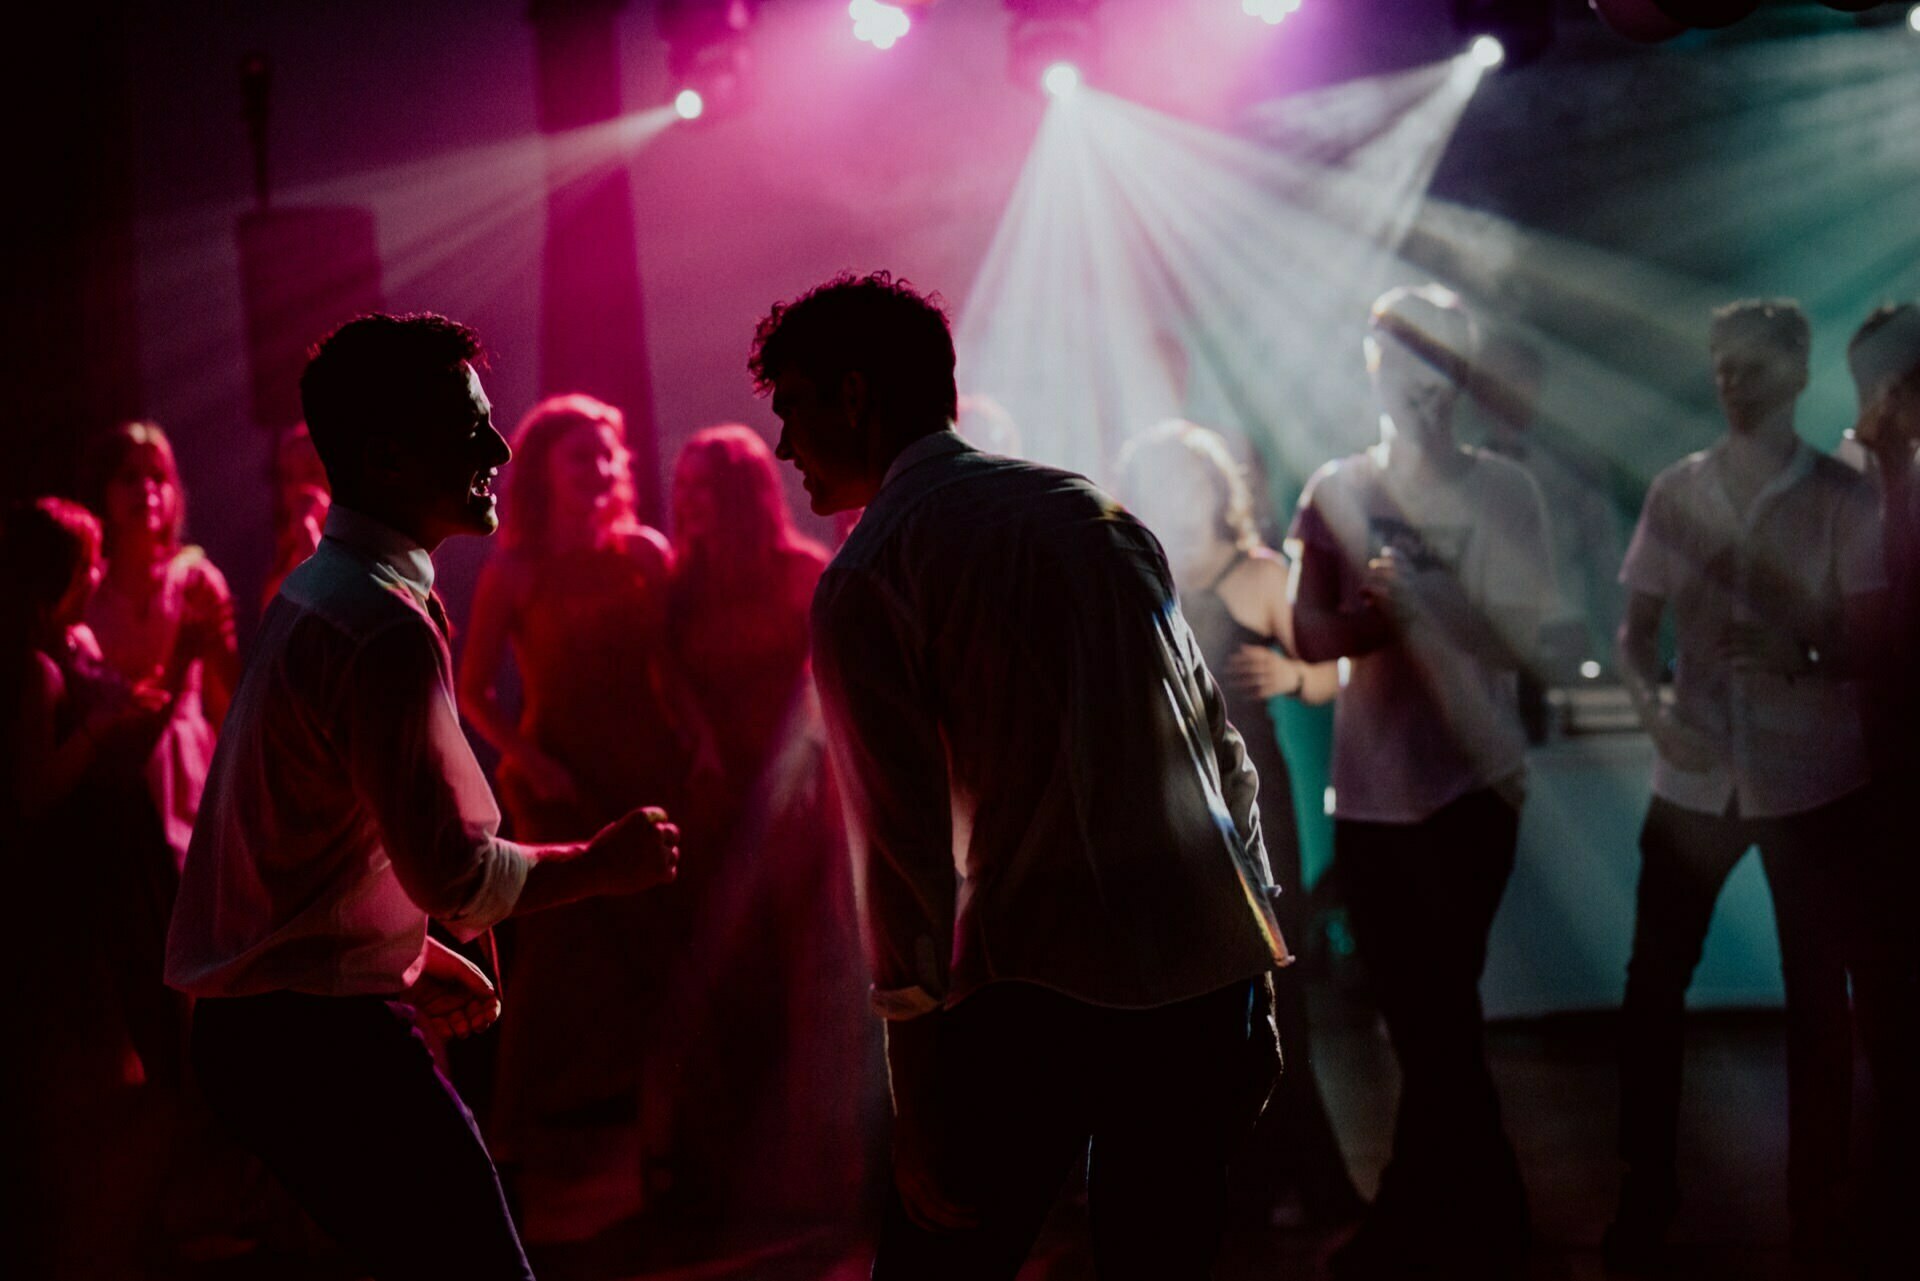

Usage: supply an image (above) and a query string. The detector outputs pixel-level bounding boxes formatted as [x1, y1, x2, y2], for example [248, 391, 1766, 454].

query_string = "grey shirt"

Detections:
[811, 432, 1286, 1020]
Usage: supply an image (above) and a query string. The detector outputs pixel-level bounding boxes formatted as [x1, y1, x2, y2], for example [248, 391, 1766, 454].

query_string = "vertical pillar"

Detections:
[529, 0, 662, 524]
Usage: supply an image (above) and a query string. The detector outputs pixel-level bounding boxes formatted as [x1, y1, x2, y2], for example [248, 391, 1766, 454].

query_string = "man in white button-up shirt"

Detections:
[167, 314, 680, 1281]
[757, 272, 1286, 1280]
[1606, 299, 1886, 1270]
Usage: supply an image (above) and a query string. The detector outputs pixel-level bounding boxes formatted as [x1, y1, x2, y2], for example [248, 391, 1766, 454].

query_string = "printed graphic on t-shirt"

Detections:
[1368, 516, 1468, 574]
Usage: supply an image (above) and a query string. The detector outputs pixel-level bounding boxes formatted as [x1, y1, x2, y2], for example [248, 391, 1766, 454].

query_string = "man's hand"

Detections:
[410, 937, 500, 1039]
[1360, 550, 1415, 625]
[1224, 644, 1305, 700]
[585, 806, 681, 895]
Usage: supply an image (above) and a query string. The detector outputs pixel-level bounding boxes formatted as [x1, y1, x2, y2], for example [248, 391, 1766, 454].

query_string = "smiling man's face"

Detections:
[389, 362, 513, 545]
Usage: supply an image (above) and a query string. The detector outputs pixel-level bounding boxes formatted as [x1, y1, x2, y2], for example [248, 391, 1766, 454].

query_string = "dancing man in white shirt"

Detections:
[758, 272, 1288, 1280]
[1289, 284, 1552, 1281]
[166, 313, 680, 1281]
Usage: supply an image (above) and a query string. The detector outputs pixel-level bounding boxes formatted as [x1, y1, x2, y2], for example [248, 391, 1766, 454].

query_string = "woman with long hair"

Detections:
[1118, 419, 1362, 1230]
[3, 497, 185, 1275]
[662, 424, 876, 1217]
[82, 421, 238, 871]
[457, 393, 690, 1240]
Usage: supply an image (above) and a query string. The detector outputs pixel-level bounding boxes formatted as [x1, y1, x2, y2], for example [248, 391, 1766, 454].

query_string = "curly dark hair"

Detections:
[749, 271, 958, 428]
[299, 313, 484, 486]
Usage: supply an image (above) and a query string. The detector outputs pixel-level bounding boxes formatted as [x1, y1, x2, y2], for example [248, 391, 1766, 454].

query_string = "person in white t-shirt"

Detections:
[1605, 299, 1888, 1271]
[1289, 284, 1551, 1281]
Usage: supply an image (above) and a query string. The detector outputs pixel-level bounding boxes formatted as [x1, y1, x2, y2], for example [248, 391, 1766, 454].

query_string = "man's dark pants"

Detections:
[1333, 787, 1529, 1255]
[870, 977, 1274, 1281]
[1620, 788, 1917, 1245]
[192, 991, 534, 1281]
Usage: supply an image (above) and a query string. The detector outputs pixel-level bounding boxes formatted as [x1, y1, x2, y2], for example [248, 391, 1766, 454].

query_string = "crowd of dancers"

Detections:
[2, 277, 1915, 1281]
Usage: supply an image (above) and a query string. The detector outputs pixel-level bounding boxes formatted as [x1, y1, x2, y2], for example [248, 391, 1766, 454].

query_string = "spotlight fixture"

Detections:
[1910, 3, 1920, 33]
[849, 0, 912, 50]
[1041, 60, 1082, 96]
[1469, 33, 1507, 67]
[1243, 0, 1305, 24]
[1007, 0, 1101, 94]
[659, 0, 757, 122]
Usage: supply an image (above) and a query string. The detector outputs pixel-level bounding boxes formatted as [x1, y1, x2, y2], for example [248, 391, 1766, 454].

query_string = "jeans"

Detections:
[192, 991, 533, 1281]
[1618, 787, 1915, 1236]
[1333, 787, 1529, 1250]
[870, 977, 1275, 1281]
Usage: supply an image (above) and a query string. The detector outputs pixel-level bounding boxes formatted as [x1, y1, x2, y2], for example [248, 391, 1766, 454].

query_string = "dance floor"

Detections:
[153, 987, 1846, 1281]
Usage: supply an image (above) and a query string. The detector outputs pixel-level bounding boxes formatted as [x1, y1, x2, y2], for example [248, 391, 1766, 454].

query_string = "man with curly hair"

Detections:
[755, 272, 1288, 1279]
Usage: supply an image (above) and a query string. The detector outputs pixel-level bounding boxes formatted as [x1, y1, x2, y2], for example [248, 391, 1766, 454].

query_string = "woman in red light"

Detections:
[83, 421, 239, 873]
[1118, 420, 1363, 1232]
[458, 393, 690, 1239]
[3, 497, 187, 1274]
[664, 424, 877, 1216]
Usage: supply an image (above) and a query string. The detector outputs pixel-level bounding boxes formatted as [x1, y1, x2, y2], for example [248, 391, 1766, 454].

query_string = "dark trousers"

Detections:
[1620, 789, 1919, 1236]
[1333, 788, 1529, 1249]
[192, 992, 533, 1281]
[871, 978, 1274, 1281]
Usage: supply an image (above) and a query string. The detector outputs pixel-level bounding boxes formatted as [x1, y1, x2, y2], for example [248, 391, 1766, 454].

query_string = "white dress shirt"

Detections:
[166, 507, 531, 997]
[1619, 439, 1884, 818]
[811, 432, 1287, 1021]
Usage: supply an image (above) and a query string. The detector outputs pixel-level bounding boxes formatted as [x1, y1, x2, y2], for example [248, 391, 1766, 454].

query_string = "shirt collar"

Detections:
[881, 429, 972, 490]
[323, 505, 436, 598]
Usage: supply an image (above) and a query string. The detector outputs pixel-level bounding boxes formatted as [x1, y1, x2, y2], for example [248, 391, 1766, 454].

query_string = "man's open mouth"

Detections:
[470, 469, 498, 500]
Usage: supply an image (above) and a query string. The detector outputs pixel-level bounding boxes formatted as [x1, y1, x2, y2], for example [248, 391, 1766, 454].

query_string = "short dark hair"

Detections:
[1848, 302, 1920, 402]
[749, 271, 958, 427]
[299, 313, 483, 486]
[1709, 298, 1809, 361]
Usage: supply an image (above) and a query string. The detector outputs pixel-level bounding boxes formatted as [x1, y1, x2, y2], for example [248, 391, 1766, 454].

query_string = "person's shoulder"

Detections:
[617, 522, 674, 570]
[1241, 545, 1291, 587]
[1465, 447, 1548, 504]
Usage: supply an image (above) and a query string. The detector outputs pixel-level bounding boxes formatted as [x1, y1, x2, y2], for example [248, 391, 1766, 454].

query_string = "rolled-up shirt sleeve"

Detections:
[811, 569, 955, 1020]
[342, 617, 531, 940]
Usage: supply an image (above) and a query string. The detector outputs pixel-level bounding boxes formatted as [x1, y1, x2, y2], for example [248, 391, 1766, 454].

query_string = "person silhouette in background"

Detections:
[1832, 301, 1920, 1279]
[1117, 420, 1360, 1233]
[1289, 284, 1550, 1281]
[455, 392, 692, 1239]
[1606, 299, 1886, 1271]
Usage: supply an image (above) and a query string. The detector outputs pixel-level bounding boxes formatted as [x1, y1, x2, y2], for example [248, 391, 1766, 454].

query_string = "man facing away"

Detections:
[1605, 299, 1887, 1270]
[758, 271, 1287, 1280]
[166, 314, 681, 1281]
[1288, 283, 1551, 1281]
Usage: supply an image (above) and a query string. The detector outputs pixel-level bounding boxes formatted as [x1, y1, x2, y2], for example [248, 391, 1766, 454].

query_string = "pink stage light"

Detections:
[1242, 0, 1304, 25]
[850, 0, 912, 51]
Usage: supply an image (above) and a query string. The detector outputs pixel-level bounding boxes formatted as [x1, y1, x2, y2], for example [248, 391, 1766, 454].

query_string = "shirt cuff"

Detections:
[870, 983, 943, 1021]
[441, 837, 533, 942]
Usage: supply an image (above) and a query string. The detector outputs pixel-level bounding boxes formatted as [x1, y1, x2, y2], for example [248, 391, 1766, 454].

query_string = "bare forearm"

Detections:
[508, 841, 599, 915]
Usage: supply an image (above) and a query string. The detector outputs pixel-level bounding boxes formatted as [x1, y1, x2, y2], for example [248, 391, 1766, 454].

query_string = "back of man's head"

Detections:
[1708, 298, 1809, 365]
[300, 313, 482, 491]
[1367, 283, 1477, 387]
[1847, 302, 1920, 407]
[749, 271, 957, 433]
